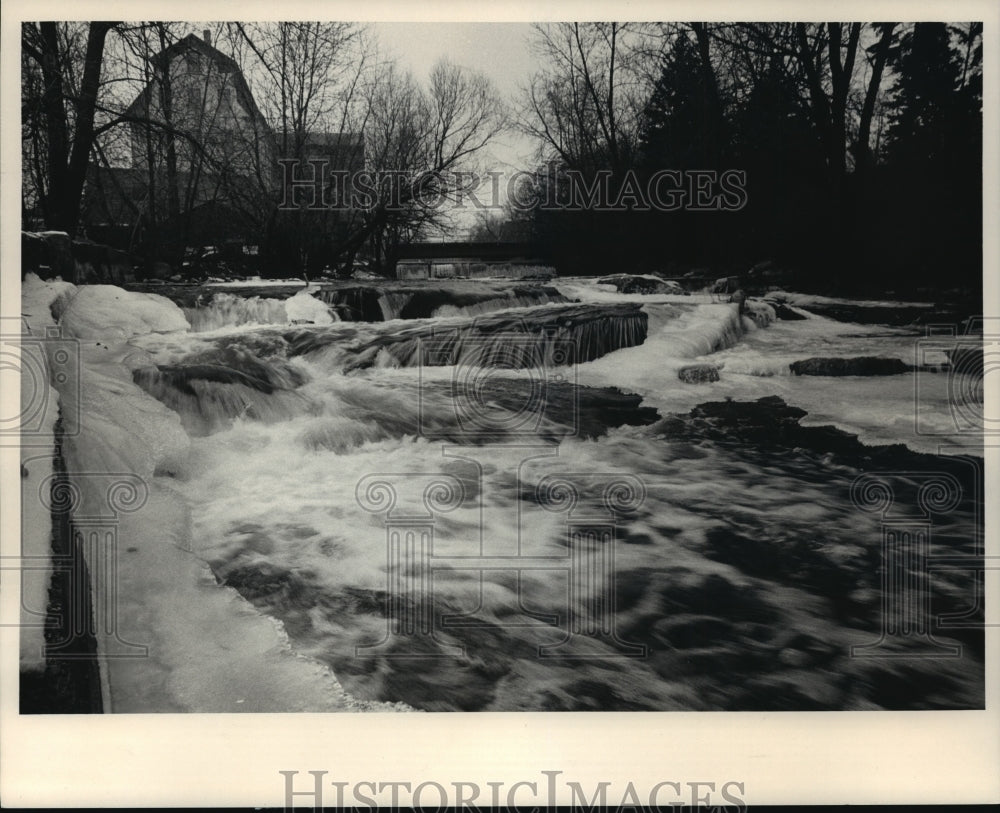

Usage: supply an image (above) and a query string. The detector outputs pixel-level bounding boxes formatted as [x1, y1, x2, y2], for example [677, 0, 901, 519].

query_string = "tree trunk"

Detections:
[37, 23, 71, 229]
[56, 22, 115, 236]
[156, 25, 182, 255]
[855, 23, 896, 174]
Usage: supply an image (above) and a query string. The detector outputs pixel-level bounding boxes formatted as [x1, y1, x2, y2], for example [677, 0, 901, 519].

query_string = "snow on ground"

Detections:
[17, 275, 77, 671]
[22, 279, 404, 711]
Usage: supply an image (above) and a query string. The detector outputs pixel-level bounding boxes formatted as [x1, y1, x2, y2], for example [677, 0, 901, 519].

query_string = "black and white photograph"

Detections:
[2, 0, 998, 807]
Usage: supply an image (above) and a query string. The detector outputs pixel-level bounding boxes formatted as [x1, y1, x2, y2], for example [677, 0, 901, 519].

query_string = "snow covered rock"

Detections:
[21, 272, 77, 323]
[60, 285, 190, 342]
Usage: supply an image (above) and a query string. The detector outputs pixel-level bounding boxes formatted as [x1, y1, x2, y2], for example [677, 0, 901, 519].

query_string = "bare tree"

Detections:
[22, 21, 118, 235]
[224, 22, 371, 274]
[335, 57, 507, 275]
[853, 23, 897, 174]
[521, 22, 658, 174]
[22, 20, 502, 278]
[231, 22, 362, 156]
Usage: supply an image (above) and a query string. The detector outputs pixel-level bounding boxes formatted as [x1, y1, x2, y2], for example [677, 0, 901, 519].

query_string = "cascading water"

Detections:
[184, 293, 290, 331]
[120, 280, 984, 711]
[431, 290, 570, 318]
[184, 288, 338, 332]
[377, 291, 414, 321]
[315, 283, 571, 321]
[283, 302, 649, 372]
[316, 287, 384, 321]
[132, 349, 315, 435]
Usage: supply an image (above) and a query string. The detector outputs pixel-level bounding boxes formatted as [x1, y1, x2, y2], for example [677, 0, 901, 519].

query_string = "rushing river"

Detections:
[130, 277, 985, 710]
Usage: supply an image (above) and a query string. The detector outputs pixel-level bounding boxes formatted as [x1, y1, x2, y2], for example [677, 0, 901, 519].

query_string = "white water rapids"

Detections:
[37, 275, 985, 711]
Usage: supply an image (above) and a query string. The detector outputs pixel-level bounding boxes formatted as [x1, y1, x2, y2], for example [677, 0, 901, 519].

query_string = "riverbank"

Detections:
[18, 273, 984, 711]
[19, 275, 411, 712]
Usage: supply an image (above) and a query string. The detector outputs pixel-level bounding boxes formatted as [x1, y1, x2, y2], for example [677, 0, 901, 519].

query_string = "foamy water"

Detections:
[132, 280, 985, 710]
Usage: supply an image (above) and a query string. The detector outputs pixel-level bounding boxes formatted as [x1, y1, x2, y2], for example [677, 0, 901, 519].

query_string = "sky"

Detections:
[371, 23, 535, 99]
[371, 22, 541, 233]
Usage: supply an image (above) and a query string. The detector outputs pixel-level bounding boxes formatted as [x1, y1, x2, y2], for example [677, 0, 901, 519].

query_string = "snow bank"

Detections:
[17, 275, 78, 671]
[22, 272, 78, 320]
[60, 285, 190, 342]
[30, 280, 398, 710]
[59, 343, 190, 479]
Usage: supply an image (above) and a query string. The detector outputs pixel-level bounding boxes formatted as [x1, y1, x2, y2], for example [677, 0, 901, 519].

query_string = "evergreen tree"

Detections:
[640, 31, 725, 171]
[884, 23, 966, 165]
[880, 22, 982, 287]
[637, 28, 730, 268]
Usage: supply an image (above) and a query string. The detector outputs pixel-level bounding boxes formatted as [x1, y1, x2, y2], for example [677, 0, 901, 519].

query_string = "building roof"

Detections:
[121, 33, 366, 167]
[122, 32, 271, 142]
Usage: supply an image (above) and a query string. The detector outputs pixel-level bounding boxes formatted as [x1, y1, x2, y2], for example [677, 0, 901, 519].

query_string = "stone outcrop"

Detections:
[678, 363, 721, 383]
[765, 300, 808, 320]
[597, 274, 684, 295]
[789, 356, 911, 376]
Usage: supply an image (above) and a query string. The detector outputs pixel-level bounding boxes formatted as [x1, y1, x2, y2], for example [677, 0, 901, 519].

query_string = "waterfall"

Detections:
[702, 304, 748, 354]
[287, 302, 649, 373]
[184, 293, 289, 331]
[316, 287, 384, 321]
[313, 285, 571, 322]
[431, 289, 570, 318]
[184, 290, 337, 332]
[646, 303, 747, 360]
[133, 348, 314, 435]
[377, 291, 415, 321]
